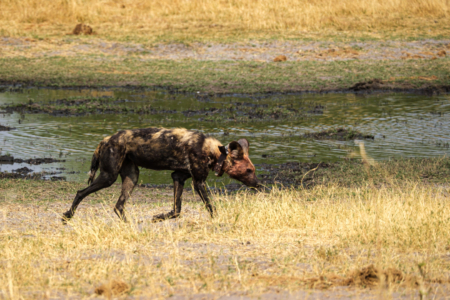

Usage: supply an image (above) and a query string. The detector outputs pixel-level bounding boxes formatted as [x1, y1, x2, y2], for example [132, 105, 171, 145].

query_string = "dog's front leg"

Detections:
[152, 171, 191, 222]
[193, 181, 216, 218]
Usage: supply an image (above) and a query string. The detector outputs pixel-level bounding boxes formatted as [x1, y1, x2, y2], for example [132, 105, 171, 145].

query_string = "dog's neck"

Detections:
[204, 137, 231, 177]
[213, 149, 229, 177]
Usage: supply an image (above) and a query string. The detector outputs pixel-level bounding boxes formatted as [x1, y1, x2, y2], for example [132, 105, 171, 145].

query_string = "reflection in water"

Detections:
[0, 87, 449, 184]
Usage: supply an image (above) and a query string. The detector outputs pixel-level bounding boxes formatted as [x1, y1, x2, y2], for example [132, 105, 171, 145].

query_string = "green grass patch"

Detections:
[1, 56, 449, 93]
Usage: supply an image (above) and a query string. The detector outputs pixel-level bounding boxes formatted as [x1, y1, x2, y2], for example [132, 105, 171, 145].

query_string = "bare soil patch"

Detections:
[1, 37, 450, 63]
[1, 100, 178, 116]
[303, 128, 375, 141]
[349, 79, 385, 91]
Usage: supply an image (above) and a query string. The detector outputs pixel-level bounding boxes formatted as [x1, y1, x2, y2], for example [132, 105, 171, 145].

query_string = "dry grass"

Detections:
[1, 0, 449, 41]
[1, 176, 450, 298]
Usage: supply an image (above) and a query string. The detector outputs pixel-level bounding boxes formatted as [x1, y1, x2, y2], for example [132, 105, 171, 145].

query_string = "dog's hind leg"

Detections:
[152, 171, 191, 222]
[62, 170, 119, 222]
[114, 158, 139, 222]
[62, 143, 125, 222]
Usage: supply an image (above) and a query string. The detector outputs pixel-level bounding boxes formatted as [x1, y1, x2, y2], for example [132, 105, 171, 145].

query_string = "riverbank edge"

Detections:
[2, 157, 449, 196]
[2, 80, 450, 97]
[1, 56, 450, 94]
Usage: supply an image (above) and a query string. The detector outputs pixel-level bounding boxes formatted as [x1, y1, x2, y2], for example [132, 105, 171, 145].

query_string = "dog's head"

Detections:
[218, 139, 259, 188]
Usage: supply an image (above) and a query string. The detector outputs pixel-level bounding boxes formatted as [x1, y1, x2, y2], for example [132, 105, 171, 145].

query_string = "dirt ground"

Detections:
[168, 286, 450, 300]
[1, 36, 449, 62]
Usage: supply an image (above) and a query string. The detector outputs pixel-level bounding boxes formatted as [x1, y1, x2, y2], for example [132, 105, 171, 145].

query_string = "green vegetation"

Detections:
[1, 56, 449, 93]
[287, 157, 450, 188]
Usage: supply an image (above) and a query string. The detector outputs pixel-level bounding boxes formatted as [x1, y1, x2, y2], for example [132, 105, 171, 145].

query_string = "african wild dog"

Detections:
[62, 127, 259, 222]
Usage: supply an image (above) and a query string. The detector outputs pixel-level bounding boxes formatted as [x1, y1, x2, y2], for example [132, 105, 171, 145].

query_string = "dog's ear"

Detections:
[228, 141, 244, 159]
[237, 138, 249, 155]
[218, 145, 227, 156]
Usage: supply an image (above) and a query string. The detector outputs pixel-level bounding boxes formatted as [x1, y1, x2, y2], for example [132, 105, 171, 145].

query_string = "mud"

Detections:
[1, 100, 178, 116]
[1, 97, 318, 122]
[303, 128, 375, 141]
[258, 162, 331, 187]
[348, 79, 450, 94]
[350, 79, 385, 91]
[0, 155, 65, 165]
[0, 171, 66, 181]
[0, 155, 67, 180]
[0, 171, 43, 180]
[182, 107, 223, 117]
[12, 167, 33, 174]
[186, 103, 319, 122]
[0, 124, 15, 131]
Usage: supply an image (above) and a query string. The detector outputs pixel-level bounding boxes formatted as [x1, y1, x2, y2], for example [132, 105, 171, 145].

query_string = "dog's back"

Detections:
[93, 127, 221, 172]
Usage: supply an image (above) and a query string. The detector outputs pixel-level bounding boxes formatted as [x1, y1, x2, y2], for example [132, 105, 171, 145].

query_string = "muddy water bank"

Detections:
[0, 124, 15, 131]
[0, 155, 71, 181]
[2, 80, 450, 96]
[1, 87, 449, 185]
[3, 157, 449, 195]
[303, 128, 375, 141]
[0, 155, 65, 165]
[0, 171, 66, 181]
[0, 153, 329, 190]
[2, 97, 323, 123]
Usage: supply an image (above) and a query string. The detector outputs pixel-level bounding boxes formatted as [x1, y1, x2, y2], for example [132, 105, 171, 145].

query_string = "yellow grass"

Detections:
[1, 179, 449, 298]
[1, 0, 449, 41]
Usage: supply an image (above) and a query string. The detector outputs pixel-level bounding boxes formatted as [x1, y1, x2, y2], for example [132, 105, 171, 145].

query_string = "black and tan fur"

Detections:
[62, 127, 259, 222]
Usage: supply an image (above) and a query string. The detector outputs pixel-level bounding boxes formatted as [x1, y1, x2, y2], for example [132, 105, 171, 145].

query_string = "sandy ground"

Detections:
[1, 37, 449, 62]
[168, 287, 450, 300]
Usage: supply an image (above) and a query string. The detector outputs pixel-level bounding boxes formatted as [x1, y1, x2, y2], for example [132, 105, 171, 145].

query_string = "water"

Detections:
[1, 87, 449, 185]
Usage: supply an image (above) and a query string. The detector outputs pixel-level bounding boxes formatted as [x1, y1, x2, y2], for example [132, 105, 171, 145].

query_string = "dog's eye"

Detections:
[246, 169, 253, 173]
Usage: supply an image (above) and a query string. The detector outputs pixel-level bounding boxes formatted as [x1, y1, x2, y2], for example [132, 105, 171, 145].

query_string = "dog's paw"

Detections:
[151, 211, 179, 223]
[151, 213, 167, 223]
[61, 211, 72, 224]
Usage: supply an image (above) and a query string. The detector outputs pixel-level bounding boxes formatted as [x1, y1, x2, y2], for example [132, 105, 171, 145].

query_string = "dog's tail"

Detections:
[87, 140, 106, 185]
